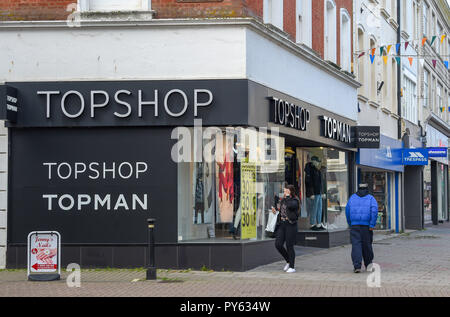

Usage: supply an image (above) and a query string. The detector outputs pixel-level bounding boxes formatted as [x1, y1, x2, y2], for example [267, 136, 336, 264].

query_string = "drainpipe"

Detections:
[397, 0, 405, 232]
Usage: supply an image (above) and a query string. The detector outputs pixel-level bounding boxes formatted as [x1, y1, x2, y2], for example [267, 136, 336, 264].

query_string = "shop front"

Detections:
[356, 135, 404, 233]
[424, 123, 449, 225]
[3, 78, 359, 270]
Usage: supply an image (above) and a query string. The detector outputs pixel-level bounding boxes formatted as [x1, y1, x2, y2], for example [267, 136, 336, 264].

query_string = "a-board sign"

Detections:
[27, 231, 61, 281]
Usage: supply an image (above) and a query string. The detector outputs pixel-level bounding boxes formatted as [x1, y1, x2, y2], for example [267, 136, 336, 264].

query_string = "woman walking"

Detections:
[272, 185, 299, 273]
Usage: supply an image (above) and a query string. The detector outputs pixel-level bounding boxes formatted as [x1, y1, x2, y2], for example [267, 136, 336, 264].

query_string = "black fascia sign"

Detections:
[353, 126, 381, 149]
[269, 96, 310, 131]
[0, 85, 19, 123]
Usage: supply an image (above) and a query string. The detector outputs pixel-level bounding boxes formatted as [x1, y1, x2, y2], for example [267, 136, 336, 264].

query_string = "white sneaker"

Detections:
[286, 268, 296, 273]
[283, 263, 290, 271]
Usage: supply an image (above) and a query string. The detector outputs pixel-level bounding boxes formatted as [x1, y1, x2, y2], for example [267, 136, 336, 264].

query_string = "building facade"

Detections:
[0, 0, 360, 270]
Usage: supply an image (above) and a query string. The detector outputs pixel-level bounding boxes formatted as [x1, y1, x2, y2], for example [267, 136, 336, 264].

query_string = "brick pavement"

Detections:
[1, 223, 450, 297]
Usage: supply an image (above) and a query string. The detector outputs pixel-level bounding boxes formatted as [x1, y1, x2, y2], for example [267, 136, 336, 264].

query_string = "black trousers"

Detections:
[275, 221, 297, 269]
[350, 225, 374, 269]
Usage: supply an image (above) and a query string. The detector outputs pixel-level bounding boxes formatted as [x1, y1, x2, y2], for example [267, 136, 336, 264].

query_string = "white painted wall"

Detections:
[0, 26, 246, 82]
[246, 28, 358, 121]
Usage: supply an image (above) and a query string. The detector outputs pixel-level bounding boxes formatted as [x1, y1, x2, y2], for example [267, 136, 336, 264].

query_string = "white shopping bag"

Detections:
[265, 211, 279, 233]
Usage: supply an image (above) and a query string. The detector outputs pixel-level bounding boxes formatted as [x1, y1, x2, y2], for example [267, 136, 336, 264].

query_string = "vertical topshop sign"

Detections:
[240, 163, 257, 240]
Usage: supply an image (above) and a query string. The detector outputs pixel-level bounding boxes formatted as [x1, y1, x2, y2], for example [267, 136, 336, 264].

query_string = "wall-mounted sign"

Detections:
[27, 231, 61, 281]
[320, 116, 352, 144]
[269, 96, 310, 131]
[353, 126, 380, 148]
[0, 85, 19, 123]
[402, 148, 429, 165]
[427, 147, 448, 158]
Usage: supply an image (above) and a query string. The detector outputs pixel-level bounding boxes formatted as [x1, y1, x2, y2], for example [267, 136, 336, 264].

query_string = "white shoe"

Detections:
[286, 268, 296, 273]
[283, 263, 290, 271]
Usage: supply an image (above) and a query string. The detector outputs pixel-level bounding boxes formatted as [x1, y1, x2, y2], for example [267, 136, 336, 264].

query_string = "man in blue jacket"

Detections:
[346, 183, 378, 273]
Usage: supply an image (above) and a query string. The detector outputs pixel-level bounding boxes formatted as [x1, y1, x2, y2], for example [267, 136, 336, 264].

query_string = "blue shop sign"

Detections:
[402, 149, 428, 165]
[427, 147, 448, 158]
[357, 134, 403, 172]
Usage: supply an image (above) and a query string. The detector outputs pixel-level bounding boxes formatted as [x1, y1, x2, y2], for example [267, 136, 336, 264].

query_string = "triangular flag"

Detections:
[383, 56, 388, 65]
[387, 45, 392, 54]
[395, 57, 401, 65]
[405, 42, 409, 50]
[444, 61, 449, 69]
[370, 54, 376, 64]
[380, 46, 384, 56]
[358, 52, 365, 58]
[371, 48, 376, 56]
[441, 34, 447, 43]
[408, 57, 413, 66]
[422, 37, 427, 46]
[430, 36, 437, 46]
[432, 60, 437, 68]
[396, 43, 401, 54]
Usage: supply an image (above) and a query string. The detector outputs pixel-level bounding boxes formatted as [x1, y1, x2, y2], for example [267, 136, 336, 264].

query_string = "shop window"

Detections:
[359, 171, 390, 230]
[424, 164, 432, 224]
[177, 127, 285, 242]
[295, 147, 349, 231]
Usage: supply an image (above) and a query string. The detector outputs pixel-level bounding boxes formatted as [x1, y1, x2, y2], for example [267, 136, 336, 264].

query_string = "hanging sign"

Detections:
[353, 126, 380, 148]
[0, 85, 19, 123]
[402, 149, 429, 166]
[427, 147, 448, 158]
[27, 231, 61, 281]
[240, 163, 257, 240]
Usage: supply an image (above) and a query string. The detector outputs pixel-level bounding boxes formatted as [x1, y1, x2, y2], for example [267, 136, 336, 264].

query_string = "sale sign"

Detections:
[240, 163, 257, 240]
[27, 231, 61, 280]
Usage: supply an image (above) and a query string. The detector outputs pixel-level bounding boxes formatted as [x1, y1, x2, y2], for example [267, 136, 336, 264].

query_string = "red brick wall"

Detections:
[0, 0, 74, 21]
[152, 0, 245, 19]
[283, 0, 296, 41]
[243, 0, 263, 20]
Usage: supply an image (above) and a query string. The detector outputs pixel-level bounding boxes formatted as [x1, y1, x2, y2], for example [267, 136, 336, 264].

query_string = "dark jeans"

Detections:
[350, 225, 374, 269]
[275, 221, 297, 269]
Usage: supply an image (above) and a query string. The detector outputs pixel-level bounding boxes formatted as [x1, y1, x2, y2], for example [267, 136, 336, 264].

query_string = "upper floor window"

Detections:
[423, 69, 429, 108]
[423, 2, 429, 37]
[324, 0, 337, 63]
[340, 9, 351, 72]
[403, 76, 417, 124]
[296, 0, 312, 47]
[78, 0, 151, 11]
[263, 0, 284, 31]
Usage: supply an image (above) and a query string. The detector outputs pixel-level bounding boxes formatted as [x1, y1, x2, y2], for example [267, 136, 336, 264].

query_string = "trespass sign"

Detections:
[402, 149, 429, 165]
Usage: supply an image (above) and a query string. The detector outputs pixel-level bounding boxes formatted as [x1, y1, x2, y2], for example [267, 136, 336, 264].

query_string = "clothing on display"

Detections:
[304, 157, 324, 228]
[216, 138, 234, 223]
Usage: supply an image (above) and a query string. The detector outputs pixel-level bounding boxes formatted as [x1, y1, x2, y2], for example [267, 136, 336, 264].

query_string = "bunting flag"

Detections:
[445, 61, 449, 69]
[408, 57, 413, 66]
[441, 34, 447, 43]
[396, 43, 401, 54]
[358, 52, 366, 58]
[395, 57, 401, 65]
[430, 36, 437, 46]
[432, 60, 437, 68]
[380, 46, 385, 56]
[371, 48, 376, 56]
[383, 56, 388, 65]
[422, 37, 428, 46]
[387, 45, 392, 54]
[370, 54, 376, 64]
[405, 41, 409, 50]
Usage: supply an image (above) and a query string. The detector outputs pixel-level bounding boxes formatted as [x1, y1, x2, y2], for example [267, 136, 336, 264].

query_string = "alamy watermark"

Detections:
[366, 263, 381, 288]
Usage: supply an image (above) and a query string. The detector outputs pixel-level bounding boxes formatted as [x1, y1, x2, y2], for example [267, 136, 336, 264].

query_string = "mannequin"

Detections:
[304, 156, 325, 230]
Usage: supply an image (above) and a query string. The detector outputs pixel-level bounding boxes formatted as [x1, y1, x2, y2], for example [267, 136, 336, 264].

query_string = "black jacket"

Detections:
[277, 197, 300, 225]
[304, 162, 322, 197]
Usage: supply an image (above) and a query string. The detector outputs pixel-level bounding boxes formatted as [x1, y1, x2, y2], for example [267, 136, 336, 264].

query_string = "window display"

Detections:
[177, 127, 285, 242]
[295, 147, 349, 231]
[359, 171, 389, 230]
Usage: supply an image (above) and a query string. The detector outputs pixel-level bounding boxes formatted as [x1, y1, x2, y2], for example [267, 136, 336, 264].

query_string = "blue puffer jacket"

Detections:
[345, 188, 378, 228]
